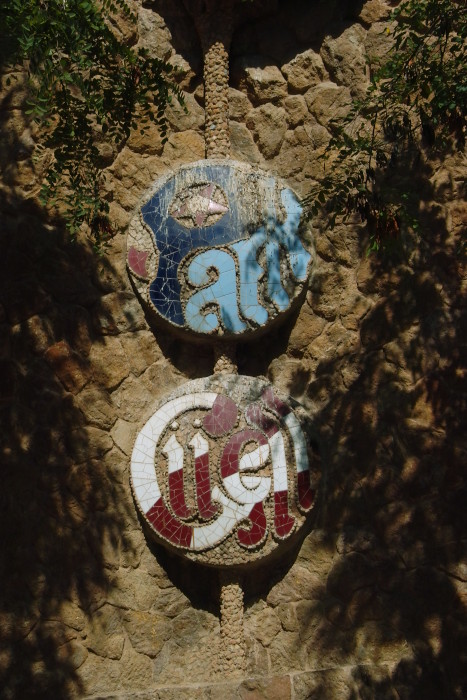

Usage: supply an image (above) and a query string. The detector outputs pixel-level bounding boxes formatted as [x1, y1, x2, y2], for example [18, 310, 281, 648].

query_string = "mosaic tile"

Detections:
[246, 408, 272, 437]
[203, 394, 238, 436]
[269, 431, 288, 493]
[127, 246, 149, 279]
[190, 433, 219, 519]
[130, 375, 319, 567]
[297, 471, 314, 512]
[220, 429, 268, 479]
[168, 469, 193, 519]
[146, 498, 192, 548]
[239, 444, 269, 471]
[126, 159, 314, 341]
[237, 502, 267, 548]
[273, 491, 295, 539]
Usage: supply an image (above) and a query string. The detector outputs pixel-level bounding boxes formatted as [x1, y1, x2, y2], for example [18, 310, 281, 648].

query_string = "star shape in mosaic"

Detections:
[170, 183, 229, 228]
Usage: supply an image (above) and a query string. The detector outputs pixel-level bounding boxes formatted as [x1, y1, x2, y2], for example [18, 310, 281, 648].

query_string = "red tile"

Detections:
[261, 387, 290, 418]
[169, 469, 193, 519]
[195, 452, 219, 519]
[245, 403, 278, 437]
[203, 394, 238, 436]
[128, 246, 149, 278]
[297, 470, 314, 512]
[274, 491, 295, 539]
[237, 502, 267, 547]
[220, 429, 268, 478]
[146, 498, 192, 548]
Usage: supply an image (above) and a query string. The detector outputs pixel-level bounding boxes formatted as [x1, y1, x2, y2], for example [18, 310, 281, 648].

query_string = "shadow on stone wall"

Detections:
[269, 167, 465, 696]
[230, 0, 367, 66]
[0, 89, 135, 696]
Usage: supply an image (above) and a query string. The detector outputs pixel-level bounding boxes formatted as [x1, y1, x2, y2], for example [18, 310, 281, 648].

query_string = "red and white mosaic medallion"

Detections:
[130, 375, 319, 566]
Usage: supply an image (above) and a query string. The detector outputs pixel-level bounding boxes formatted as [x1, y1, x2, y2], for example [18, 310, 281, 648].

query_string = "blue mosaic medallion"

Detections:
[127, 160, 314, 340]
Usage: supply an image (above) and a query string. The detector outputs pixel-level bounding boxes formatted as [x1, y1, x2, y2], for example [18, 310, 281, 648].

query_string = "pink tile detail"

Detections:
[128, 246, 149, 278]
[203, 395, 238, 436]
[245, 403, 278, 437]
[199, 183, 214, 199]
[261, 387, 290, 418]
[208, 200, 228, 215]
[195, 211, 206, 227]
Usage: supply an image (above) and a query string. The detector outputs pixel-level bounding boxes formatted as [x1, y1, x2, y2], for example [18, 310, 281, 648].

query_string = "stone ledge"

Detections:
[84, 675, 290, 700]
[83, 665, 396, 699]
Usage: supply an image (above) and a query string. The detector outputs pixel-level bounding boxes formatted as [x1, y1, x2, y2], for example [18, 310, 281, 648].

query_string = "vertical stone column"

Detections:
[183, 1, 244, 679]
[219, 573, 246, 675]
[213, 341, 238, 374]
[185, 0, 234, 158]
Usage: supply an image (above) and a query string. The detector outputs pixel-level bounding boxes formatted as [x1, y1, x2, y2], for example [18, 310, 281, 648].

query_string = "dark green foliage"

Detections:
[304, 0, 466, 254]
[1, 0, 182, 247]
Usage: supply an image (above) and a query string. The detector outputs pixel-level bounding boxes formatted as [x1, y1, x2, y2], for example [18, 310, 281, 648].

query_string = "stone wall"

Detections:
[0, 1, 465, 698]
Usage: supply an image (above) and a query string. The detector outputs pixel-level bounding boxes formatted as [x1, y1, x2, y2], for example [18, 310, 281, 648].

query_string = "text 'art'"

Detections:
[127, 160, 313, 340]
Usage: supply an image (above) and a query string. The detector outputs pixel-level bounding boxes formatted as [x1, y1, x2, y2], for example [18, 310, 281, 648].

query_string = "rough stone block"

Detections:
[127, 122, 164, 156]
[233, 58, 288, 105]
[86, 604, 125, 660]
[45, 340, 90, 393]
[230, 121, 261, 163]
[92, 291, 146, 335]
[321, 25, 369, 97]
[282, 50, 328, 93]
[249, 607, 282, 647]
[292, 665, 395, 700]
[1, 277, 50, 325]
[267, 565, 322, 607]
[246, 104, 287, 159]
[228, 88, 253, 121]
[305, 82, 352, 126]
[120, 331, 163, 378]
[238, 675, 291, 700]
[111, 417, 137, 456]
[68, 425, 113, 462]
[76, 384, 115, 430]
[88, 336, 130, 389]
[284, 95, 308, 128]
[166, 92, 204, 133]
[123, 610, 171, 658]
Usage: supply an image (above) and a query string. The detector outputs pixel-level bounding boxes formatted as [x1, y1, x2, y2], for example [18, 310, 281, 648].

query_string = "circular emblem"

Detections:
[127, 159, 314, 342]
[130, 375, 319, 567]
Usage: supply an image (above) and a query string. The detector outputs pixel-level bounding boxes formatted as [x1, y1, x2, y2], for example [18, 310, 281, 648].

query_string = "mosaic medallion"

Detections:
[130, 375, 319, 567]
[127, 159, 314, 341]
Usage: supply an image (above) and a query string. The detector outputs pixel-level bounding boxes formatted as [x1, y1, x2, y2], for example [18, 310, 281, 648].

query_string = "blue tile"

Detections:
[138, 162, 311, 335]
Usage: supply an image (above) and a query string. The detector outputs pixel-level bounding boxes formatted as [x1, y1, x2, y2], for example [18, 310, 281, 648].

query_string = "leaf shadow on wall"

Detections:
[269, 166, 466, 697]
[0, 83, 136, 700]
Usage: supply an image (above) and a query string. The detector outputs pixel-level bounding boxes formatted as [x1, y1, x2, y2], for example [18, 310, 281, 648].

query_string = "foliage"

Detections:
[0, 0, 182, 247]
[304, 0, 466, 254]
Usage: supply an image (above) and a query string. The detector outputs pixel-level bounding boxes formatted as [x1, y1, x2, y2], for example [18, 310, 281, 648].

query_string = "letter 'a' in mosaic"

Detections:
[127, 159, 314, 341]
[130, 375, 319, 567]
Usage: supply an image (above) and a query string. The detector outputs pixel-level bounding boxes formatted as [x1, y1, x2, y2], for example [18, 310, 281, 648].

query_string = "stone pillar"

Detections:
[185, 0, 234, 158]
[213, 341, 238, 374]
[219, 573, 246, 675]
